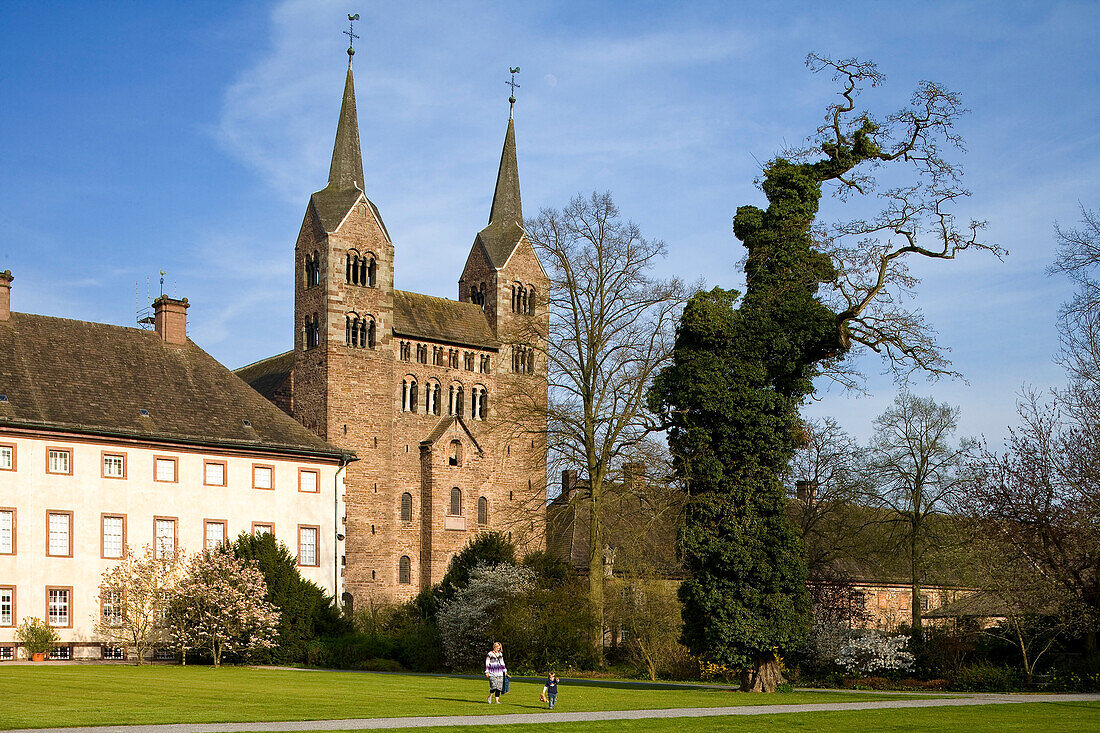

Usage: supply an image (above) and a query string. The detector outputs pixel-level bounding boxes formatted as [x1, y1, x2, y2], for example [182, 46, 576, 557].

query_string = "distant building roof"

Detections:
[0, 312, 346, 459]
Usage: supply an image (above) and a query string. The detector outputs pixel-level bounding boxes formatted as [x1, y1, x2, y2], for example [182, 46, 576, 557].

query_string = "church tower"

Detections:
[292, 46, 397, 607]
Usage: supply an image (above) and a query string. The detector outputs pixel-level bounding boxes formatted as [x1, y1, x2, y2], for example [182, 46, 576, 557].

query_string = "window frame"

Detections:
[45, 510, 73, 558]
[252, 463, 275, 490]
[0, 586, 15, 627]
[203, 460, 227, 487]
[203, 519, 228, 551]
[152, 455, 178, 484]
[45, 446, 73, 476]
[0, 442, 16, 471]
[398, 555, 412, 585]
[298, 468, 320, 493]
[0, 508, 15, 556]
[100, 513, 127, 560]
[100, 589, 124, 628]
[449, 487, 462, 517]
[251, 521, 274, 537]
[46, 586, 73, 629]
[100, 451, 127, 480]
[400, 492, 413, 523]
[153, 516, 178, 560]
[297, 524, 320, 567]
[478, 496, 488, 526]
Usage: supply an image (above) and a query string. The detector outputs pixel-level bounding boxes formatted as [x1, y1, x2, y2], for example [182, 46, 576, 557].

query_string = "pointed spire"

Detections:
[488, 116, 522, 227]
[326, 59, 365, 191]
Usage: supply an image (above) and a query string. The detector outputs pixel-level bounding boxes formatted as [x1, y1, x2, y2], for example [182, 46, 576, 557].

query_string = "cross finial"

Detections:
[506, 67, 520, 118]
[345, 13, 360, 61]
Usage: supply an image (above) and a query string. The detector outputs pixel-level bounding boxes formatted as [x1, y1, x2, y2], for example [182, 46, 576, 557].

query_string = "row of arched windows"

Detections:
[304, 251, 321, 287]
[346, 249, 377, 287]
[398, 490, 489, 524]
[512, 345, 535, 373]
[511, 283, 537, 314]
[399, 377, 488, 419]
[346, 314, 376, 349]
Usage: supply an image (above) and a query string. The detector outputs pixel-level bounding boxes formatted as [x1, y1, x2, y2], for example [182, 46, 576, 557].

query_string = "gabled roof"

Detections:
[421, 415, 483, 454]
[235, 350, 294, 404]
[393, 290, 499, 349]
[0, 313, 346, 459]
[475, 221, 526, 270]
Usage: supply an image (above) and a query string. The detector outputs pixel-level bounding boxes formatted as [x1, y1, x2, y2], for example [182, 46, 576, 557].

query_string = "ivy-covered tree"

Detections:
[649, 55, 1004, 692]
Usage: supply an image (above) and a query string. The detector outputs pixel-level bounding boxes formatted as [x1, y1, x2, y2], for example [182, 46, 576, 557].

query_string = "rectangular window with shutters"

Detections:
[46, 447, 71, 475]
[0, 587, 13, 627]
[46, 511, 72, 557]
[101, 514, 125, 559]
[101, 453, 126, 479]
[153, 456, 177, 483]
[298, 525, 319, 567]
[47, 587, 71, 628]
[0, 509, 14, 555]
[154, 517, 176, 559]
[0, 444, 14, 471]
[204, 520, 226, 551]
[203, 461, 226, 487]
[252, 464, 274, 490]
[298, 469, 319, 493]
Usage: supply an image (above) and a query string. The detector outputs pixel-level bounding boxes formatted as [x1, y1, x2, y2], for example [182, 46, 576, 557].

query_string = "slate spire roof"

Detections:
[476, 114, 526, 268]
[310, 57, 390, 235]
[328, 60, 365, 191]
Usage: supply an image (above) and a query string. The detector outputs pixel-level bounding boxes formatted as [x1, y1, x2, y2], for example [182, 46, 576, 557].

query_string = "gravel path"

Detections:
[10, 692, 1099, 732]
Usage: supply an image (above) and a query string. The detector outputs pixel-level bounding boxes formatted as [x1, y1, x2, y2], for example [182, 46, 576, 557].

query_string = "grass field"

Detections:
[0, 666, 929, 729]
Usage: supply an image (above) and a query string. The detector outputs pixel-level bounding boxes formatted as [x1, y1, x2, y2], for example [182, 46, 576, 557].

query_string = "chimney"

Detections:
[153, 295, 189, 345]
[0, 270, 12, 321]
[561, 469, 578, 498]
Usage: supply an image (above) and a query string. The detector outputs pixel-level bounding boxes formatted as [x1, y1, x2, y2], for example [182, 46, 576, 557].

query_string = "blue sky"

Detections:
[2, 1, 1098, 446]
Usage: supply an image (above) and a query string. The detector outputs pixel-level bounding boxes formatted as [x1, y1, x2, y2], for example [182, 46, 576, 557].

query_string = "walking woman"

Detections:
[484, 641, 508, 703]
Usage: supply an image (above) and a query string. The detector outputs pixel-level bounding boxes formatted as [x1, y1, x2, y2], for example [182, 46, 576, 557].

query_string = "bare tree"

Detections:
[787, 417, 872, 580]
[517, 192, 686, 663]
[861, 393, 971, 642]
[966, 389, 1100, 649]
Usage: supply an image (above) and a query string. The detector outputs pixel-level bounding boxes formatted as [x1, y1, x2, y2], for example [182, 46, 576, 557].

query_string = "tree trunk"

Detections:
[587, 478, 605, 666]
[741, 654, 786, 693]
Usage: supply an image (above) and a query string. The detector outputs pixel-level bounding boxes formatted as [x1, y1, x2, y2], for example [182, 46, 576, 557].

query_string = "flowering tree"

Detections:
[836, 632, 915, 676]
[166, 546, 279, 666]
[437, 563, 535, 669]
[94, 544, 187, 664]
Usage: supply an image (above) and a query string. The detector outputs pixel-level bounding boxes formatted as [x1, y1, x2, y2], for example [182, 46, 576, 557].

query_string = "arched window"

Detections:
[449, 487, 462, 516]
[399, 556, 411, 585]
[455, 385, 464, 417]
[400, 492, 413, 522]
[449, 439, 462, 467]
[305, 251, 321, 287]
[409, 379, 418, 412]
[367, 256, 377, 287]
[426, 379, 440, 415]
[367, 318, 376, 348]
[478, 496, 488, 525]
[526, 285, 536, 314]
[305, 314, 320, 349]
[478, 386, 488, 420]
[346, 313, 370, 348]
[449, 382, 464, 416]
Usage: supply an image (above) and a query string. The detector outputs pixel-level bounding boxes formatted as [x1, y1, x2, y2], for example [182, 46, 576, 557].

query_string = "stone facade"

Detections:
[240, 60, 549, 607]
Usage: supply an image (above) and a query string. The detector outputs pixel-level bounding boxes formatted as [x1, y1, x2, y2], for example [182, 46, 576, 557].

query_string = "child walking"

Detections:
[541, 671, 559, 709]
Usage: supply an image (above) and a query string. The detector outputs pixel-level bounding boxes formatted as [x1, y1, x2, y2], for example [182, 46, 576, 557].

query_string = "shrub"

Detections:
[950, 663, 1023, 692]
[16, 617, 59, 656]
[836, 632, 914, 676]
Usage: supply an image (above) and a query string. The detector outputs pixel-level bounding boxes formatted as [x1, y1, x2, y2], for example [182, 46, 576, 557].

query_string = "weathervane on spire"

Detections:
[345, 13, 360, 60]
[506, 67, 520, 118]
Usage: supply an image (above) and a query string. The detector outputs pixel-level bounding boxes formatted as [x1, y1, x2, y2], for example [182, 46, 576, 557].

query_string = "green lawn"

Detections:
[357, 702, 1100, 732]
[0, 666, 927, 729]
